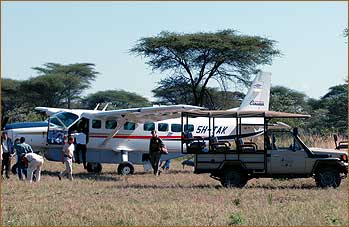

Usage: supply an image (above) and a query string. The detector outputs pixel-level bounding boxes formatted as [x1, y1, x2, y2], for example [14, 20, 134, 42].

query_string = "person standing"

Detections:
[15, 137, 34, 180]
[1, 132, 14, 179]
[73, 130, 87, 169]
[149, 130, 165, 176]
[22, 152, 44, 183]
[58, 136, 75, 181]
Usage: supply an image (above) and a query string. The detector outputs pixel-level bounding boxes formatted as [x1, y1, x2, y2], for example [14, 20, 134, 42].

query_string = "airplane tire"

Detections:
[117, 162, 134, 175]
[86, 162, 102, 173]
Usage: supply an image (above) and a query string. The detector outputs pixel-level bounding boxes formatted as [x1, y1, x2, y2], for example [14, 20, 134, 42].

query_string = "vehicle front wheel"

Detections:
[220, 169, 247, 188]
[315, 167, 341, 188]
[86, 162, 102, 173]
[117, 162, 134, 175]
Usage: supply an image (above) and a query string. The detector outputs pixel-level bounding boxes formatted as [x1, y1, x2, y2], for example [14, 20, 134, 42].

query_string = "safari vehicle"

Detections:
[181, 110, 348, 188]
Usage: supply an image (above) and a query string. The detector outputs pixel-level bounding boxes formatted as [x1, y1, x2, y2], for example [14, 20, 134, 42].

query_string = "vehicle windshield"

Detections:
[50, 112, 79, 129]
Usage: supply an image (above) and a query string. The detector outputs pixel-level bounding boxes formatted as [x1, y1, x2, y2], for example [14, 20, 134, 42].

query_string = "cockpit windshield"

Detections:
[56, 112, 79, 127]
[49, 112, 79, 129]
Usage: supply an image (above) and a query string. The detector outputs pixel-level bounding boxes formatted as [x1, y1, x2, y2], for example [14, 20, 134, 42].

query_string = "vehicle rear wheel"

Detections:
[86, 162, 102, 173]
[220, 169, 247, 188]
[117, 162, 134, 175]
[315, 167, 341, 188]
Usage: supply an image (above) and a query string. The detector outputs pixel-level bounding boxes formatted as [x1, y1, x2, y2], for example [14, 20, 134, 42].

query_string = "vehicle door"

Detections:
[267, 131, 306, 174]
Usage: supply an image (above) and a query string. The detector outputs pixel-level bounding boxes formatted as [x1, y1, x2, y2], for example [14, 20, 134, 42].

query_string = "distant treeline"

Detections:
[1, 62, 347, 135]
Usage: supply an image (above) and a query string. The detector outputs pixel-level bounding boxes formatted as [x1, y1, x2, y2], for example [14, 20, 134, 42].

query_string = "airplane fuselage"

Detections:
[5, 115, 263, 165]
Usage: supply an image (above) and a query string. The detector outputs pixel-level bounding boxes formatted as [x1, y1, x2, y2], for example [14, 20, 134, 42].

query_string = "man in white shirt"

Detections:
[73, 131, 87, 169]
[22, 152, 44, 183]
[59, 136, 75, 181]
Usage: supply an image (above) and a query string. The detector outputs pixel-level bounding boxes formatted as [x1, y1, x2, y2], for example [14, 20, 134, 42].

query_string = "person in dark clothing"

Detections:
[149, 130, 165, 176]
[73, 130, 87, 169]
[1, 132, 14, 179]
[15, 137, 34, 180]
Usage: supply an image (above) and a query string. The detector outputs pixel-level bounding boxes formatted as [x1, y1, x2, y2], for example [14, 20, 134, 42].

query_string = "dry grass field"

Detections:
[1, 136, 348, 226]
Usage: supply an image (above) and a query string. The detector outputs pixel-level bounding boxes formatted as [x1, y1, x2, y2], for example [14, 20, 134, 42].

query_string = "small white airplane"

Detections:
[4, 71, 271, 175]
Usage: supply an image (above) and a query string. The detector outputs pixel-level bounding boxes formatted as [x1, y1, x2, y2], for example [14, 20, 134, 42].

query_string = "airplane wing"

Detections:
[35, 107, 68, 116]
[80, 104, 204, 123]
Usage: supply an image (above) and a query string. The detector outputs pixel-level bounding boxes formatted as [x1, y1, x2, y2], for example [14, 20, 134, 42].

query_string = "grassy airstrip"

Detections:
[1, 136, 348, 226]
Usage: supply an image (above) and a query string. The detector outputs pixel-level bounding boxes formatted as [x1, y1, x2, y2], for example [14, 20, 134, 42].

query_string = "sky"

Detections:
[2, 1, 348, 101]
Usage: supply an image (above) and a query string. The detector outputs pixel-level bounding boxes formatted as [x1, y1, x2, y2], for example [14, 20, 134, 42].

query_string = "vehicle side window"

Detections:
[143, 122, 155, 131]
[124, 122, 136, 130]
[271, 131, 301, 150]
[158, 123, 169, 132]
[92, 120, 101, 129]
[171, 124, 182, 132]
[184, 124, 194, 132]
[105, 120, 117, 129]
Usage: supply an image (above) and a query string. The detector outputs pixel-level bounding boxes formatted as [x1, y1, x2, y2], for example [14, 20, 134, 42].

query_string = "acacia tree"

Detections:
[82, 90, 151, 110]
[131, 29, 280, 106]
[152, 76, 244, 109]
[32, 63, 99, 108]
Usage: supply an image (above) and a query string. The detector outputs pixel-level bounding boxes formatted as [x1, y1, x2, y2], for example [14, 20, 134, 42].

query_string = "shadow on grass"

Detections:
[245, 184, 319, 190]
[106, 183, 220, 189]
[41, 170, 122, 182]
[132, 169, 192, 175]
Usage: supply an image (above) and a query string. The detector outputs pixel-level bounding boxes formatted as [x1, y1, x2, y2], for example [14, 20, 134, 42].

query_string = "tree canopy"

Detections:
[152, 76, 244, 109]
[82, 90, 151, 110]
[32, 63, 99, 108]
[130, 29, 280, 106]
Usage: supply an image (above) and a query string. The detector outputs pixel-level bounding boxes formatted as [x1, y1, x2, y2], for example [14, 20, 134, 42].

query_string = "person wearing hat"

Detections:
[58, 136, 75, 181]
[21, 152, 44, 183]
[1, 131, 14, 179]
[148, 130, 165, 176]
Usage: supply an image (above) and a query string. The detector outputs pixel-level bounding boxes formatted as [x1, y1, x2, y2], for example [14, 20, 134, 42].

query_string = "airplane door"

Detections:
[267, 132, 306, 174]
[47, 116, 67, 145]
[68, 118, 89, 144]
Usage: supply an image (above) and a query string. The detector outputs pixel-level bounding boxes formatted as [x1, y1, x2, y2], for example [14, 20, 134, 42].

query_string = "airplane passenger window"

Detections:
[143, 122, 155, 131]
[124, 122, 136, 130]
[92, 120, 101, 129]
[171, 124, 182, 132]
[105, 120, 117, 129]
[184, 124, 194, 132]
[158, 123, 169, 132]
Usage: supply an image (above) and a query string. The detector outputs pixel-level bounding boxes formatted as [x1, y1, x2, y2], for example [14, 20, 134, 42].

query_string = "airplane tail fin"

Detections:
[237, 71, 271, 111]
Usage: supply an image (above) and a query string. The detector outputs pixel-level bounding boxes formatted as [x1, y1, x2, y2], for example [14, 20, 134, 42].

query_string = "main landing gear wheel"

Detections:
[117, 162, 134, 175]
[86, 162, 102, 173]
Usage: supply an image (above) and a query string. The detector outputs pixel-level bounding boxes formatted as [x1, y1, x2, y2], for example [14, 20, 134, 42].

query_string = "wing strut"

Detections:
[99, 117, 127, 147]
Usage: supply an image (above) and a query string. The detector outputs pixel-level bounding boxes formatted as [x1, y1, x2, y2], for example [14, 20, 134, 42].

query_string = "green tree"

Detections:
[1, 78, 24, 125]
[152, 76, 244, 109]
[32, 63, 99, 108]
[269, 86, 311, 128]
[82, 90, 151, 110]
[20, 74, 67, 107]
[270, 86, 310, 113]
[320, 83, 348, 133]
[131, 29, 280, 106]
[1, 78, 44, 125]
